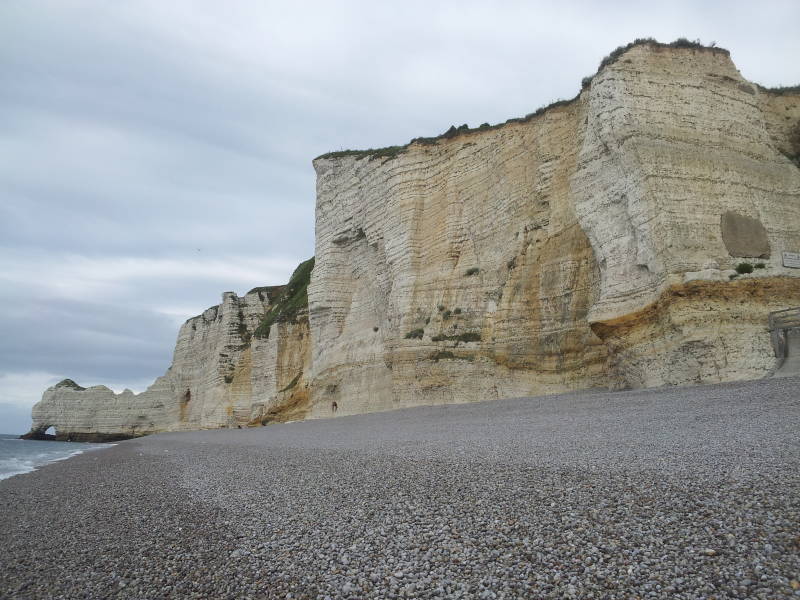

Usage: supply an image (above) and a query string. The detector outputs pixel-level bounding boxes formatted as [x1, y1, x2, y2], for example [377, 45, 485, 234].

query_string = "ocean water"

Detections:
[0, 433, 112, 481]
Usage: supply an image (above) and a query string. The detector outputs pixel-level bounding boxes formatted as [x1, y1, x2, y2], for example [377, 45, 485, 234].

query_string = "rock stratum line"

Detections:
[25, 40, 800, 441]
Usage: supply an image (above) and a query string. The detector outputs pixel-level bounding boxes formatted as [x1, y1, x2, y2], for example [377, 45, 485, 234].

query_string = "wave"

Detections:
[0, 442, 113, 481]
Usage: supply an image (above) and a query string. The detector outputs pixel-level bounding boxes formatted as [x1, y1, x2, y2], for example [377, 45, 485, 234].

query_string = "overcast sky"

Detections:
[1, 1, 798, 434]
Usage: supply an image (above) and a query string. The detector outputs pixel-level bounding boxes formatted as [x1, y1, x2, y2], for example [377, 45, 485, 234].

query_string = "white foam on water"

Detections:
[0, 437, 114, 481]
[0, 456, 41, 480]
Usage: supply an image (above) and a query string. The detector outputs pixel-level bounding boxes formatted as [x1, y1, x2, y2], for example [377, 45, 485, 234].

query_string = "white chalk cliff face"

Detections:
[28, 272, 313, 441]
[307, 42, 800, 416]
[27, 41, 800, 439]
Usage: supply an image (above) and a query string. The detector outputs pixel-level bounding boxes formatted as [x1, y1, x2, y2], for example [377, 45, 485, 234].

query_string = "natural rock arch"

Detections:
[20, 425, 56, 440]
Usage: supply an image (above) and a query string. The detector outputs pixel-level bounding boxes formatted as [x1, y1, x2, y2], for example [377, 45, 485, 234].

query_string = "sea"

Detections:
[0, 433, 112, 481]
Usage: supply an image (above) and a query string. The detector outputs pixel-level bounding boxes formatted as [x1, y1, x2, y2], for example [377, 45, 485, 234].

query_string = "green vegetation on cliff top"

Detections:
[315, 38, 746, 163]
[55, 378, 86, 391]
[246, 285, 285, 302]
[254, 257, 315, 339]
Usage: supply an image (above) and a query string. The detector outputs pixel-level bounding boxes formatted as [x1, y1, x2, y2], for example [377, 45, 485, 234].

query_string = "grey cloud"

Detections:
[0, 403, 39, 436]
[0, 296, 178, 383]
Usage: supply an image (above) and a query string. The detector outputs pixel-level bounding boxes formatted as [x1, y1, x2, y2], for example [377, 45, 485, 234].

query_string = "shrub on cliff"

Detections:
[761, 84, 800, 96]
[735, 262, 754, 274]
[598, 38, 712, 72]
[405, 329, 425, 339]
[316, 146, 408, 161]
[278, 372, 302, 393]
[782, 151, 800, 168]
[55, 378, 86, 391]
[583, 38, 729, 89]
[457, 332, 481, 343]
[254, 257, 315, 339]
[431, 332, 481, 343]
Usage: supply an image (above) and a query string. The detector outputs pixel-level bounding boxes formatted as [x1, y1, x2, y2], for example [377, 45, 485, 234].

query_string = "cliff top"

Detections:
[54, 378, 85, 391]
[314, 37, 797, 163]
[247, 285, 286, 301]
[253, 257, 315, 339]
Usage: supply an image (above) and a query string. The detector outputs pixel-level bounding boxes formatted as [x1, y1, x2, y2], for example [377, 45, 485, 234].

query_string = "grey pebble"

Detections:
[1, 376, 799, 599]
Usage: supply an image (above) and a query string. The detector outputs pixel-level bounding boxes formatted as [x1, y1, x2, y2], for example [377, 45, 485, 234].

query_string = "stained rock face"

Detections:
[309, 91, 606, 417]
[307, 42, 800, 416]
[721, 212, 771, 258]
[26, 41, 800, 438]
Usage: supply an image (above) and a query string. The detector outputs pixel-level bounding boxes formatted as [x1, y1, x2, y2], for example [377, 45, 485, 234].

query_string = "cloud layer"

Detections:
[1, 0, 798, 432]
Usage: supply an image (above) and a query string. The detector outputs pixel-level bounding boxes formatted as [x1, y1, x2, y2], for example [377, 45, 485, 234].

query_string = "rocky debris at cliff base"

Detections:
[2, 376, 799, 599]
[19, 429, 56, 441]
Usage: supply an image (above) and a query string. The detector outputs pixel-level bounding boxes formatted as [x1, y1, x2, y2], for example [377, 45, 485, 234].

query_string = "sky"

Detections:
[1, 0, 798, 434]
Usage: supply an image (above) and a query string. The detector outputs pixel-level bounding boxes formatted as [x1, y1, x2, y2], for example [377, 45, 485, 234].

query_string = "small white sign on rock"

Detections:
[783, 252, 800, 269]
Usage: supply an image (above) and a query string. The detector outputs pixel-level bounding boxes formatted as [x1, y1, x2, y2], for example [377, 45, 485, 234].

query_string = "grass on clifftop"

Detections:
[55, 378, 86, 391]
[759, 84, 800, 95]
[315, 38, 732, 163]
[254, 257, 315, 339]
[316, 145, 409, 161]
[581, 37, 729, 88]
[246, 285, 285, 303]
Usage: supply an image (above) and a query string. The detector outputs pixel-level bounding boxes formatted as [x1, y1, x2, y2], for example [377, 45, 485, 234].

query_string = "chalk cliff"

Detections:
[307, 41, 800, 415]
[26, 40, 800, 439]
[25, 261, 313, 441]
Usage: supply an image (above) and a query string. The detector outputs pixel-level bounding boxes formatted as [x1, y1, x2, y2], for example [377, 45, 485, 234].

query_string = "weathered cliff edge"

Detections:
[27, 40, 800, 439]
[25, 261, 314, 441]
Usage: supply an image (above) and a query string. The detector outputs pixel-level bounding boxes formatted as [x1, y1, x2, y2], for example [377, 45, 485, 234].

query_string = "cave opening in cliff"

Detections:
[45, 426, 55, 436]
[179, 389, 191, 422]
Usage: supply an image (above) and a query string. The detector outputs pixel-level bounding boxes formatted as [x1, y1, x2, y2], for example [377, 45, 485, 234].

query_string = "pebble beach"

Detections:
[1, 377, 799, 599]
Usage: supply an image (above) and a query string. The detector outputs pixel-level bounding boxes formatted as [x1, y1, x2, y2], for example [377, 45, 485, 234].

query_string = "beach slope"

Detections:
[2, 377, 799, 599]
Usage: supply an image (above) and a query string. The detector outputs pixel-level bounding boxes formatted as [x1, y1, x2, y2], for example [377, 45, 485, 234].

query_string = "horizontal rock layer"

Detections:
[27, 271, 312, 441]
[27, 41, 800, 439]
[306, 42, 800, 417]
